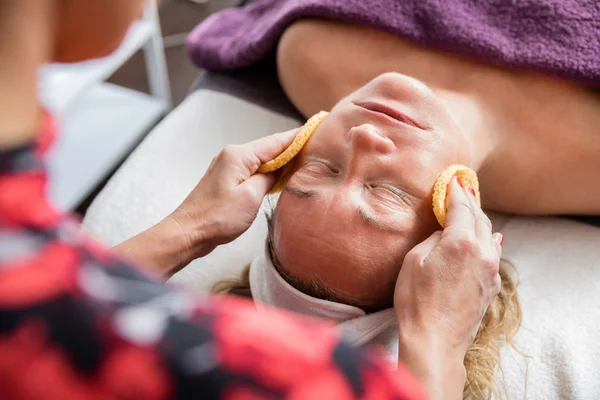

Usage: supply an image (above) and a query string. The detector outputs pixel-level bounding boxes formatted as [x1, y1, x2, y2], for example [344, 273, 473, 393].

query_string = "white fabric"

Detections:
[250, 241, 398, 362]
[83, 89, 600, 399]
[497, 217, 600, 399]
[83, 90, 300, 288]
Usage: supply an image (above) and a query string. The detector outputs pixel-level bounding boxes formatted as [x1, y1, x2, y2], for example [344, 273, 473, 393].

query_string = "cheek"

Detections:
[392, 150, 431, 176]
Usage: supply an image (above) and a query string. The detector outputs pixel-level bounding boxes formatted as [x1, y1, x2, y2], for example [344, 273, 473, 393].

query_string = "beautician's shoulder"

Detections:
[208, 296, 426, 399]
[0, 133, 424, 399]
[0, 224, 424, 399]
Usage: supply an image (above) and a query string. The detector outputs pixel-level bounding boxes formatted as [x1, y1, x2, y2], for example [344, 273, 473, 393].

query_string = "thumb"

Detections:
[403, 231, 443, 268]
[240, 171, 277, 202]
[243, 128, 300, 166]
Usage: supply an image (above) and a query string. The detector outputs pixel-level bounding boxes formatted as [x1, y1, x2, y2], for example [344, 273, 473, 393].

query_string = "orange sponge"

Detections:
[258, 111, 328, 193]
[432, 165, 480, 227]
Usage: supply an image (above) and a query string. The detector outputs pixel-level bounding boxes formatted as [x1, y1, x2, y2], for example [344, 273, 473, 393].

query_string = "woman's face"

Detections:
[273, 73, 470, 310]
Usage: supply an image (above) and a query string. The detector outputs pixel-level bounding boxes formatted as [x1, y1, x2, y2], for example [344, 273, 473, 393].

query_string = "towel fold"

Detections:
[188, 0, 600, 87]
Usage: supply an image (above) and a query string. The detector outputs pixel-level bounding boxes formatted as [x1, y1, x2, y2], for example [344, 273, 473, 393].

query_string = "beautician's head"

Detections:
[54, 0, 144, 62]
[0, 0, 145, 63]
[54, 0, 145, 62]
[271, 72, 471, 310]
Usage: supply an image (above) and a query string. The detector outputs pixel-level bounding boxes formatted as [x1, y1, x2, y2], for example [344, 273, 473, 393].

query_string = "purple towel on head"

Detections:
[187, 0, 600, 87]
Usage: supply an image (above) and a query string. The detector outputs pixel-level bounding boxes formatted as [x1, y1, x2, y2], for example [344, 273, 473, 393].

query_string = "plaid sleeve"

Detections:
[0, 224, 425, 400]
[0, 131, 425, 400]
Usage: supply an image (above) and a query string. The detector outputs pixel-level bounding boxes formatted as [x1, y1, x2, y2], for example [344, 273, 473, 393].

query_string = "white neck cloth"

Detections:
[249, 241, 399, 361]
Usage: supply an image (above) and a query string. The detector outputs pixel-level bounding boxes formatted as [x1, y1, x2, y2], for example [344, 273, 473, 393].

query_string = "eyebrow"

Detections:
[284, 186, 317, 198]
[284, 186, 406, 233]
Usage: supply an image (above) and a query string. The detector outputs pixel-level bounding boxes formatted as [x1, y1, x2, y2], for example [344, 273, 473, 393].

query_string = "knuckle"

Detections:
[483, 255, 499, 270]
[482, 255, 500, 277]
[403, 244, 431, 267]
[404, 250, 424, 267]
[219, 145, 240, 161]
[248, 154, 263, 171]
[240, 185, 259, 202]
[453, 232, 478, 255]
[248, 184, 268, 204]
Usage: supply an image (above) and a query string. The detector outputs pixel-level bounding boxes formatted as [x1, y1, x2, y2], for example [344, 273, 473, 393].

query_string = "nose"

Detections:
[349, 124, 395, 155]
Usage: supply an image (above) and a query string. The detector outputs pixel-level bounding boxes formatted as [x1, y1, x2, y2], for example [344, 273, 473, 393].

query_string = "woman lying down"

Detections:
[189, 5, 599, 396]
[211, 74, 522, 399]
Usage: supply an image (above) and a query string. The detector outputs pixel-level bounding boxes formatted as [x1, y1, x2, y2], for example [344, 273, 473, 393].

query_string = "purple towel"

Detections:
[187, 0, 600, 87]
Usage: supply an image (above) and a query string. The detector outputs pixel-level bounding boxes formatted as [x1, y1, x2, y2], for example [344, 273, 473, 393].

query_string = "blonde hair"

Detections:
[212, 264, 252, 298]
[212, 213, 521, 399]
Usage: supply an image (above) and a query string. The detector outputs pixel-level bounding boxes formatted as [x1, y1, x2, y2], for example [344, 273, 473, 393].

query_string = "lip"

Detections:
[353, 101, 421, 129]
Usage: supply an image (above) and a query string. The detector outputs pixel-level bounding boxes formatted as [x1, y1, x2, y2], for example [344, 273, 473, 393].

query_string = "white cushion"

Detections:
[83, 90, 300, 289]
[498, 217, 600, 399]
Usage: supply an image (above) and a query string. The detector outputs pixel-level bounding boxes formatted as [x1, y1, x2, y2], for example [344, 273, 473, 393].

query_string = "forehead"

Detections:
[272, 190, 417, 297]
[272, 215, 398, 307]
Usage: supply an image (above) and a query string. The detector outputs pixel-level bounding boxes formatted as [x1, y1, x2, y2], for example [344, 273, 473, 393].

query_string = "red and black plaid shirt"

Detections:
[0, 115, 425, 400]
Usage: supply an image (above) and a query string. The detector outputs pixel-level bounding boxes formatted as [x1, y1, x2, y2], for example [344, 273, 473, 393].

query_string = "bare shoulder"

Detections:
[480, 97, 600, 216]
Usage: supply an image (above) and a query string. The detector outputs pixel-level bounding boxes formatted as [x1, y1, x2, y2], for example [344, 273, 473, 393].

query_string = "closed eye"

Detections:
[299, 160, 338, 175]
[291, 161, 338, 184]
[386, 185, 408, 200]
[283, 185, 409, 233]
[366, 185, 413, 213]
[301, 161, 333, 173]
[370, 184, 408, 202]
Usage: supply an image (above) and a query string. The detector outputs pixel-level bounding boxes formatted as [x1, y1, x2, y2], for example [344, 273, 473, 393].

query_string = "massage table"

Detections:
[83, 64, 600, 399]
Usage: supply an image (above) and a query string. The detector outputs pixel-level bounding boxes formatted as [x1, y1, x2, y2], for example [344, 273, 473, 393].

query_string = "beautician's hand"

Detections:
[172, 129, 298, 249]
[116, 130, 298, 278]
[393, 177, 503, 400]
